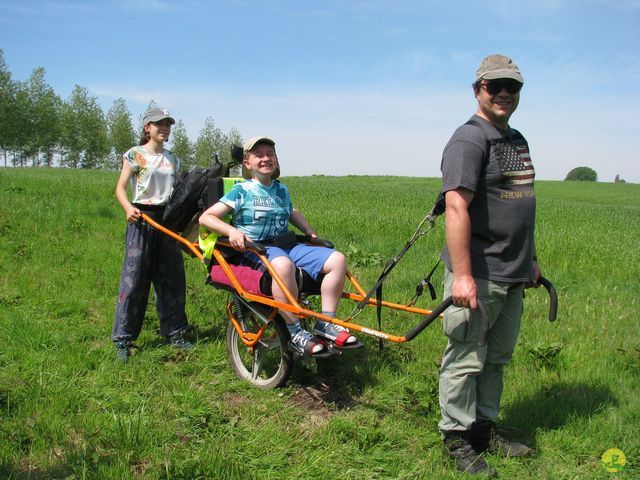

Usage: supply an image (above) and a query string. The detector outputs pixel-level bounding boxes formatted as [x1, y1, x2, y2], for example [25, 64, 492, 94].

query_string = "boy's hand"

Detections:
[228, 229, 247, 252]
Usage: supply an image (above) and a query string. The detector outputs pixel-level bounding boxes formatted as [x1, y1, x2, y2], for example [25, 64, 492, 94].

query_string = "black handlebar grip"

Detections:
[404, 297, 491, 344]
[297, 235, 334, 249]
[217, 237, 267, 255]
[404, 297, 453, 341]
[537, 276, 558, 322]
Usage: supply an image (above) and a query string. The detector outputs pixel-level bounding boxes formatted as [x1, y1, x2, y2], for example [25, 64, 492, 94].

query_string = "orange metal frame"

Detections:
[141, 213, 443, 346]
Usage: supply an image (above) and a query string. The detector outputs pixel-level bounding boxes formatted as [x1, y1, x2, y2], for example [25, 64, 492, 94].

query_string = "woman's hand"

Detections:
[126, 205, 141, 223]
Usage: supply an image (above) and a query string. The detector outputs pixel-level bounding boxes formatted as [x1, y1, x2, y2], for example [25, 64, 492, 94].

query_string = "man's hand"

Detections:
[526, 259, 542, 288]
[452, 274, 478, 309]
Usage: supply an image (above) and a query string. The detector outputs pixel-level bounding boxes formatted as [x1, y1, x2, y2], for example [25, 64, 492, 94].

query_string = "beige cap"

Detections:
[476, 54, 524, 83]
[241, 136, 280, 179]
[142, 107, 175, 125]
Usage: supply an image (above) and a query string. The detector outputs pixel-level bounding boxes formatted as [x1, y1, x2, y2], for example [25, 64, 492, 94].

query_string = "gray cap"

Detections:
[476, 54, 524, 83]
[242, 136, 280, 180]
[143, 107, 175, 125]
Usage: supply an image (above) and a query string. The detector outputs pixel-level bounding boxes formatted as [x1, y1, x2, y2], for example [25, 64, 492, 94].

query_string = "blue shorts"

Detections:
[266, 244, 334, 281]
[234, 244, 334, 281]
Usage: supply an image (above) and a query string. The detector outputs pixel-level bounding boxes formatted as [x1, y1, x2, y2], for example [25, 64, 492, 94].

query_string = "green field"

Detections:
[1, 168, 638, 479]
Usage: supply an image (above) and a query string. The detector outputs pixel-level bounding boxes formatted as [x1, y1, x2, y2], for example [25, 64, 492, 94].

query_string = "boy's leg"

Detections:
[269, 253, 326, 355]
[269, 255, 299, 324]
[288, 247, 357, 346]
[319, 251, 347, 313]
[284, 245, 344, 310]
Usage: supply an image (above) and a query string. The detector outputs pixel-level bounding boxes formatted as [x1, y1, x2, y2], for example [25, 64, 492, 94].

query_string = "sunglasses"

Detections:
[480, 79, 523, 95]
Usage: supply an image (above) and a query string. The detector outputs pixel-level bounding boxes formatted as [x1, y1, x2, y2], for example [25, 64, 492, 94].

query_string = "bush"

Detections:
[565, 166, 598, 182]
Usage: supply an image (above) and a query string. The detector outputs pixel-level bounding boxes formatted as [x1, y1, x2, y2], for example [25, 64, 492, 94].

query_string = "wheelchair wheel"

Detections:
[226, 303, 293, 389]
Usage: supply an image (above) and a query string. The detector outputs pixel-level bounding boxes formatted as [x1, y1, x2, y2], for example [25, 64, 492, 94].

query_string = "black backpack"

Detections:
[162, 147, 243, 233]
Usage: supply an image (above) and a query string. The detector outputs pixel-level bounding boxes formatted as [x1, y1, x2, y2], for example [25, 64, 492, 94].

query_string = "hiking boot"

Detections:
[168, 331, 194, 350]
[471, 420, 532, 457]
[115, 340, 131, 363]
[443, 431, 497, 477]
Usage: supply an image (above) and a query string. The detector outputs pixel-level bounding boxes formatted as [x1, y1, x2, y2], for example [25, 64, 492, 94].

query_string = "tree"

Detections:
[24, 67, 62, 167]
[11, 81, 32, 167]
[0, 49, 17, 167]
[60, 85, 109, 168]
[170, 120, 193, 170]
[565, 166, 597, 182]
[106, 98, 135, 170]
[194, 116, 224, 167]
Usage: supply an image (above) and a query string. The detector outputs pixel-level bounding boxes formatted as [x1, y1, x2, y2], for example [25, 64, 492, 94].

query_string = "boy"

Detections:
[199, 136, 358, 355]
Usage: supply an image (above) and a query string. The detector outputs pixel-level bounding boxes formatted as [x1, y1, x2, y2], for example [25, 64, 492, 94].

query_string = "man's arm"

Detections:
[445, 188, 478, 309]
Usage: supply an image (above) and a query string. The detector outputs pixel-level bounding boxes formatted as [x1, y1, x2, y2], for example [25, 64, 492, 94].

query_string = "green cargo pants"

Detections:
[438, 268, 524, 434]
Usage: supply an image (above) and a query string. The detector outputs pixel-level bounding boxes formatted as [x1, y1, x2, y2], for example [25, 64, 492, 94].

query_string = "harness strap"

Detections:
[348, 208, 441, 340]
[407, 258, 441, 307]
[375, 283, 384, 350]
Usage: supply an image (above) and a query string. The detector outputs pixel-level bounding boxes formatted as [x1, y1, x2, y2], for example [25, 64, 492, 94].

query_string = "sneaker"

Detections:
[471, 420, 532, 457]
[314, 320, 357, 346]
[115, 340, 131, 363]
[168, 331, 194, 350]
[443, 431, 497, 477]
[290, 329, 326, 355]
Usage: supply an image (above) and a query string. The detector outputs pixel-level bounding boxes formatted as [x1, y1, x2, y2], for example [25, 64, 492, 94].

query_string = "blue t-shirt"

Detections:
[219, 179, 292, 241]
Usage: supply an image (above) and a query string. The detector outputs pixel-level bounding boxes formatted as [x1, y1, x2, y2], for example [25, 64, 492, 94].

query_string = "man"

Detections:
[438, 54, 541, 476]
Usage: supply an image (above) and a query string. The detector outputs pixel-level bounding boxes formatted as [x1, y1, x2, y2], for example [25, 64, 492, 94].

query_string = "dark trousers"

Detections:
[112, 215, 188, 342]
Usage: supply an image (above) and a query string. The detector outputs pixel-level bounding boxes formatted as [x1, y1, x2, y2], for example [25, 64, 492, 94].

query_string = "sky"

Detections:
[1, 0, 639, 183]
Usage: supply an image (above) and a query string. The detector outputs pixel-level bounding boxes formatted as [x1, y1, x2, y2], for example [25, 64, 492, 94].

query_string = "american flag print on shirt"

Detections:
[496, 142, 535, 186]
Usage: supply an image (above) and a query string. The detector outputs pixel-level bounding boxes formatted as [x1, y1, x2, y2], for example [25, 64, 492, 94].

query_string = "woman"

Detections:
[111, 107, 192, 362]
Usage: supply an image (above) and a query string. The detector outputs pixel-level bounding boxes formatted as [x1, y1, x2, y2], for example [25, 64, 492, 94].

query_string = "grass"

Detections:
[0, 167, 638, 479]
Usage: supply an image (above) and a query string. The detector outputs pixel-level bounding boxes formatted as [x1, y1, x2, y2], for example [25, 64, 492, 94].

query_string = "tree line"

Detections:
[0, 49, 242, 171]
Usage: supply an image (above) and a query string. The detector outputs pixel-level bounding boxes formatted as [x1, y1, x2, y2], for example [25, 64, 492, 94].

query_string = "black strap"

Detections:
[206, 177, 224, 208]
[465, 117, 527, 151]
[357, 239, 415, 311]
[133, 203, 165, 212]
[407, 259, 441, 307]
[375, 283, 384, 350]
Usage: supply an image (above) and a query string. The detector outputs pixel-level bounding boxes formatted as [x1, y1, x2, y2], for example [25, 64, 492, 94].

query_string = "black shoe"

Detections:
[168, 331, 194, 350]
[115, 340, 131, 362]
[443, 431, 497, 477]
[471, 420, 533, 457]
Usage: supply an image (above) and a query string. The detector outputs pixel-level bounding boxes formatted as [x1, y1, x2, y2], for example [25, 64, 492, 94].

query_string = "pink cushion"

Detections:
[210, 264, 266, 296]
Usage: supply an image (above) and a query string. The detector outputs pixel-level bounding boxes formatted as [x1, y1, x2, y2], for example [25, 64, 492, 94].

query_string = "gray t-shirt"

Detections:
[440, 115, 536, 282]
